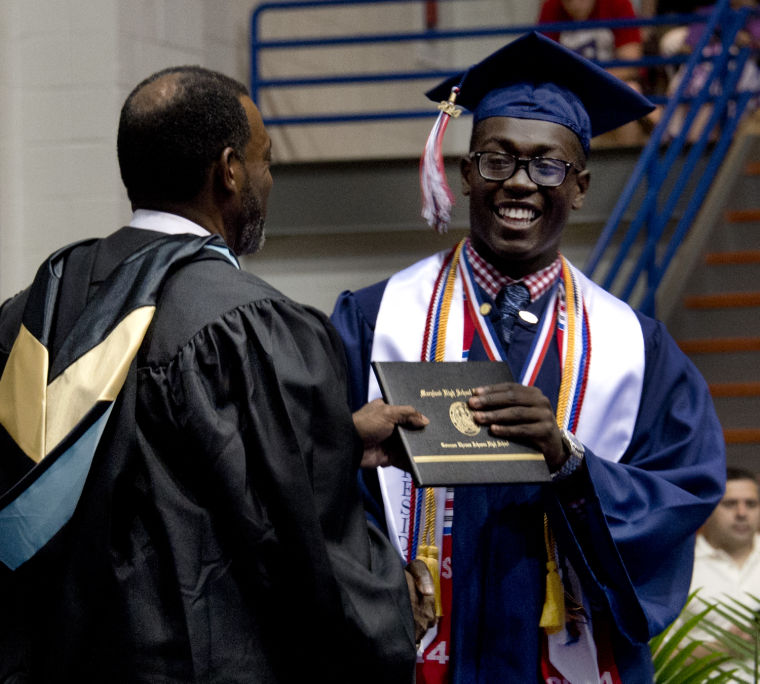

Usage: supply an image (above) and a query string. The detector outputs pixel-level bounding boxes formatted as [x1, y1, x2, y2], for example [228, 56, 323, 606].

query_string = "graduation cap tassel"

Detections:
[420, 86, 461, 234]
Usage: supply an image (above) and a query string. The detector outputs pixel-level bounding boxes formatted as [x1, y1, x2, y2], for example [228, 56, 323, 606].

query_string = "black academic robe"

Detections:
[0, 228, 416, 683]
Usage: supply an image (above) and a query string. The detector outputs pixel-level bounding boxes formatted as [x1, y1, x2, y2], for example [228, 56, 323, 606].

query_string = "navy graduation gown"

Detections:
[331, 269, 725, 683]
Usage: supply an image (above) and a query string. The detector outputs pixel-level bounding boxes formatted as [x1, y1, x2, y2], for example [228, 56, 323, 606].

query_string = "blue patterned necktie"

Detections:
[494, 282, 530, 348]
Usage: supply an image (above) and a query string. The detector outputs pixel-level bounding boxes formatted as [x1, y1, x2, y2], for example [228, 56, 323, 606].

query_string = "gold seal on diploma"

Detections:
[449, 401, 481, 436]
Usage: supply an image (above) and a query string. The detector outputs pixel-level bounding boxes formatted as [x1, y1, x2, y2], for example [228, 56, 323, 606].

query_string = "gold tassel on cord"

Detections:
[416, 488, 443, 616]
[541, 285, 576, 635]
[539, 513, 564, 634]
[417, 543, 443, 617]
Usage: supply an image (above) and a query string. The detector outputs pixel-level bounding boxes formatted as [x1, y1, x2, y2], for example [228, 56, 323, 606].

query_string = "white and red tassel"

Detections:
[419, 86, 461, 234]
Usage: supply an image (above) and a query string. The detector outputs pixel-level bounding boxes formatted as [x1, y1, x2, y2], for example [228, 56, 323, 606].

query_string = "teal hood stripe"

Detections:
[0, 405, 113, 570]
[0, 235, 237, 570]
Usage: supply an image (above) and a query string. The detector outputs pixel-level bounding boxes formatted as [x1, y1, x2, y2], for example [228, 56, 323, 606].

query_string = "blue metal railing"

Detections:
[584, 0, 758, 314]
[250, 0, 706, 124]
[250, 0, 759, 316]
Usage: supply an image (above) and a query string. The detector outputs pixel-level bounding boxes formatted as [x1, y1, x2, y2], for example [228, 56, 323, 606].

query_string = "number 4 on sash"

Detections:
[426, 641, 449, 665]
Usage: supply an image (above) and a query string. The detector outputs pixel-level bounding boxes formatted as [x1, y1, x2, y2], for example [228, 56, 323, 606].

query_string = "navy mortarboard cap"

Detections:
[420, 31, 655, 233]
[427, 31, 653, 153]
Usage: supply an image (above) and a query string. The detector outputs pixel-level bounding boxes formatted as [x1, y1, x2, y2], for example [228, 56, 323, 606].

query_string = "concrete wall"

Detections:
[0, 0, 258, 301]
[0, 0, 126, 300]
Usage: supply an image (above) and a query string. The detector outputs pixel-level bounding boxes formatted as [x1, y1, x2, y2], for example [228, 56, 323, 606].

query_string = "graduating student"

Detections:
[331, 32, 726, 683]
[0, 66, 426, 682]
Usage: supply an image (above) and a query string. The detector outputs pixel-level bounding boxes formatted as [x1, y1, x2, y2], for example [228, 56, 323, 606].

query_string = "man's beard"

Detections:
[229, 176, 266, 256]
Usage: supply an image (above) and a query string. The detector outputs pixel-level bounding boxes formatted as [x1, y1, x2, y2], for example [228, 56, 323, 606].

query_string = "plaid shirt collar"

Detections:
[464, 238, 562, 302]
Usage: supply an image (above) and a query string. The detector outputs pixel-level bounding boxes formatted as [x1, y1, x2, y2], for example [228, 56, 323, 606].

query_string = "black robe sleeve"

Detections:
[134, 294, 416, 682]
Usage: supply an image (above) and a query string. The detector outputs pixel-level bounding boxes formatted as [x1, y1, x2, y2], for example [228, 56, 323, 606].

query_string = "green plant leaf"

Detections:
[652, 605, 717, 676]
[670, 652, 736, 682]
[657, 640, 709, 682]
[650, 591, 760, 683]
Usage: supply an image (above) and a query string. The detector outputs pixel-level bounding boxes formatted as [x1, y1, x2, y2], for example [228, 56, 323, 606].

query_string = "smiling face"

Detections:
[461, 116, 590, 278]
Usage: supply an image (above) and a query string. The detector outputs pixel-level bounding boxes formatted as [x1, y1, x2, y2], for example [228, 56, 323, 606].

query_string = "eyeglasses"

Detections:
[469, 151, 575, 187]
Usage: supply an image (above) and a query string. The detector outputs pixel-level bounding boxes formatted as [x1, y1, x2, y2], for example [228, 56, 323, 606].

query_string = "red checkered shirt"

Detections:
[464, 238, 562, 303]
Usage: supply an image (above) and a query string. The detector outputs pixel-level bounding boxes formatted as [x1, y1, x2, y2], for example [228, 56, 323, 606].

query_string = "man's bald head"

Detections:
[117, 66, 250, 206]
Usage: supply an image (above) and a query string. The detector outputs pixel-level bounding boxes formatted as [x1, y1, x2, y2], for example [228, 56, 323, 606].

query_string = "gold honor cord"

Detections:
[0, 306, 155, 463]
[434, 240, 464, 362]
[555, 259, 578, 426]
[416, 239, 465, 615]
[539, 258, 579, 635]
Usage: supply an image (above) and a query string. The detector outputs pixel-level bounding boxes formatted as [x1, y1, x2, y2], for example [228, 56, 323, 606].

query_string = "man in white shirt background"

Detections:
[686, 466, 760, 679]
[692, 467, 760, 602]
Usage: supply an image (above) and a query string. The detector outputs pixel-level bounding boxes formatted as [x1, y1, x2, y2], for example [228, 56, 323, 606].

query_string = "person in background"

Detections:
[0, 65, 431, 682]
[658, 0, 760, 142]
[330, 32, 725, 682]
[539, 0, 644, 84]
[676, 466, 760, 680]
[689, 466, 760, 622]
[638, 0, 714, 97]
[538, 0, 654, 144]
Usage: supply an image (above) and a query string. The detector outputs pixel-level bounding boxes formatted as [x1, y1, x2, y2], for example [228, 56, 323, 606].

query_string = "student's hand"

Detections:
[468, 382, 566, 471]
[353, 399, 428, 469]
[405, 558, 437, 644]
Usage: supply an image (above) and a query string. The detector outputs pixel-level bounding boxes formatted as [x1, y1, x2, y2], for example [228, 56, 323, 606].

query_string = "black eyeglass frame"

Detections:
[469, 151, 576, 187]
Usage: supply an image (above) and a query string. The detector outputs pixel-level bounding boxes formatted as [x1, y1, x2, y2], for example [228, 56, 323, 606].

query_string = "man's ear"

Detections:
[571, 168, 591, 211]
[219, 146, 238, 193]
[460, 156, 472, 196]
